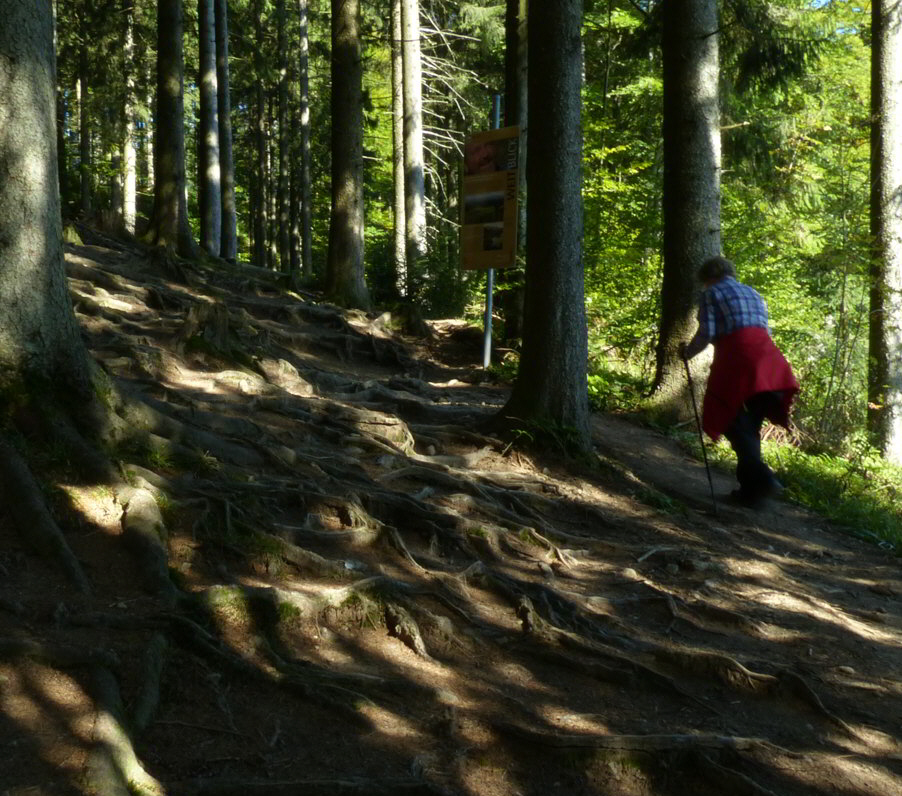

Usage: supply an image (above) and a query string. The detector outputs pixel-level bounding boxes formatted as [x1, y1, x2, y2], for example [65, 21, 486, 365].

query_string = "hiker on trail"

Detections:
[680, 256, 799, 507]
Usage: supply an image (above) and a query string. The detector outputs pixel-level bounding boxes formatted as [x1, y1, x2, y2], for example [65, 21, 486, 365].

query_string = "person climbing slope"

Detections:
[680, 256, 800, 507]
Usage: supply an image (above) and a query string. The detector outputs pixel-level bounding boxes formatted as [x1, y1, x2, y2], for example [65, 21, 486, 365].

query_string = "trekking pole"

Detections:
[683, 356, 718, 514]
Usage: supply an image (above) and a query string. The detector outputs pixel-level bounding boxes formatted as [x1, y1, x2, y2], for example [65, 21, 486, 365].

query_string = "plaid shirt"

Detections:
[698, 276, 770, 340]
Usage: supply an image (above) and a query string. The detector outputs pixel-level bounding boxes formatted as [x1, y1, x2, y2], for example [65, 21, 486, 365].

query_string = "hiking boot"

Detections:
[728, 489, 765, 509]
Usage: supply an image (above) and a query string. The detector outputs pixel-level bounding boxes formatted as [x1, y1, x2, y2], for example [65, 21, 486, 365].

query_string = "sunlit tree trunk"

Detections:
[216, 0, 237, 261]
[122, 0, 138, 234]
[78, 39, 92, 215]
[326, 0, 370, 308]
[401, 0, 427, 290]
[266, 95, 279, 269]
[0, 0, 92, 395]
[296, 0, 313, 277]
[501, 0, 590, 452]
[391, 0, 407, 297]
[869, 0, 902, 463]
[198, 0, 222, 255]
[56, 85, 69, 213]
[652, 0, 721, 414]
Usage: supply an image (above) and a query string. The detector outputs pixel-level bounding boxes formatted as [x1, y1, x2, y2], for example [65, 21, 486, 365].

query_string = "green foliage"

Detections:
[677, 429, 902, 552]
[503, 417, 586, 458]
[586, 360, 646, 413]
[765, 439, 902, 552]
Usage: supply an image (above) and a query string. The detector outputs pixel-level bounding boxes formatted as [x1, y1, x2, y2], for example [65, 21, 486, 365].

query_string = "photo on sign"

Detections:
[464, 136, 516, 175]
[482, 223, 504, 251]
[463, 191, 504, 225]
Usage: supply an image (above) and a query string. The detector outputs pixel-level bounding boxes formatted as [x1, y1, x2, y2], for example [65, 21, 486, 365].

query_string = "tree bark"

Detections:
[0, 0, 92, 395]
[252, 0, 268, 268]
[122, 0, 138, 234]
[501, 0, 590, 452]
[296, 0, 313, 278]
[652, 0, 721, 415]
[326, 0, 370, 308]
[147, 0, 198, 257]
[391, 0, 407, 297]
[198, 0, 222, 255]
[215, 0, 238, 261]
[277, 0, 291, 271]
[869, 0, 902, 463]
[401, 0, 427, 291]
[78, 39, 92, 215]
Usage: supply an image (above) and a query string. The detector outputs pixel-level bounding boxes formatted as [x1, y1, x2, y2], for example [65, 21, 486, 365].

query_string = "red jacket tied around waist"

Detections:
[702, 326, 799, 441]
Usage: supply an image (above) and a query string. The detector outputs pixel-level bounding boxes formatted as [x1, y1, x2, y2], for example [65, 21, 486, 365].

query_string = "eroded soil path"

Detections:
[0, 235, 900, 796]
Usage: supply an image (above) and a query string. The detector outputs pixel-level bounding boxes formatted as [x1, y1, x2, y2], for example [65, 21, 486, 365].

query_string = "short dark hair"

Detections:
[698, 256, 736, 282]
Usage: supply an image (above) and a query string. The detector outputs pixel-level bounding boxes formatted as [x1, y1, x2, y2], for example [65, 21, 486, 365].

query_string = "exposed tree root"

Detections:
[654, 646, 778, 693]
[84, 665, 165, 796]
[0, 637, 119, 669]
[131, 633, 169, 735]
[695, 752, 784, 796]
[118, 485, 180, 605]
[254, 529, 353, 578]
[492, 720, 767, 751]
[0, 435, 91, 593]
[776, 669, 859, 737]
[652, 645, 858, 735]
[661, 591, 769, 638]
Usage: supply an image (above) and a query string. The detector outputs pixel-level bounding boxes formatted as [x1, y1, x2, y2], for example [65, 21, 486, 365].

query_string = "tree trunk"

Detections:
[267, 94, 279, 269]
[78, 40, 92, 215]
[391, 0, 407, 297]
[277, 0, 291, 271]
[198, 0, 222, 255]
[144, 58, 155, 190]
[652, 0, 721, 415]
[147, 0, 198, 257]
[122, 0, 138, 234]
[297, 0, 313, 278]
[401, 0, 427, 290]
[869, 0, 902, 463]
[215, 0, 238, 261]
[56, 84, 69, 213]
[252, 0, 268, 268]
[326, 0, 370, 309]
[504, 0, 528, 330]
[0, 0, 92, 395]
[501, 0, 590, 452]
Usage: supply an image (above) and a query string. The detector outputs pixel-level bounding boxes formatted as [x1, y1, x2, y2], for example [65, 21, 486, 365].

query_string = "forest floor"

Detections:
[1, 230, 901, 796]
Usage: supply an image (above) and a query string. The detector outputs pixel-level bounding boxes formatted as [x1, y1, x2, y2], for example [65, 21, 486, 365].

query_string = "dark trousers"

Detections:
[723, 391, 783, 499]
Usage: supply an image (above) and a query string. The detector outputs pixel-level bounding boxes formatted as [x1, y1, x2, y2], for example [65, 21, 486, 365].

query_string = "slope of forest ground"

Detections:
[1, 230, 901, 796]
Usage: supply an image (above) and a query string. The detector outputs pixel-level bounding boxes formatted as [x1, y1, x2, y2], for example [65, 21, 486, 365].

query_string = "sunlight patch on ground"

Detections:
[58, 485, 121, 536]
[786, 750, 902, 795]
[749, 589, 900, 644]
[356, 703, 427, 742]
[0, 662, 93, 775]
[543, 706, 612, 735]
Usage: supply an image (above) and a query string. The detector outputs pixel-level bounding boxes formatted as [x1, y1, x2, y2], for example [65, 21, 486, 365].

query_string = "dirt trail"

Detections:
[0, 235, 900, 796]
